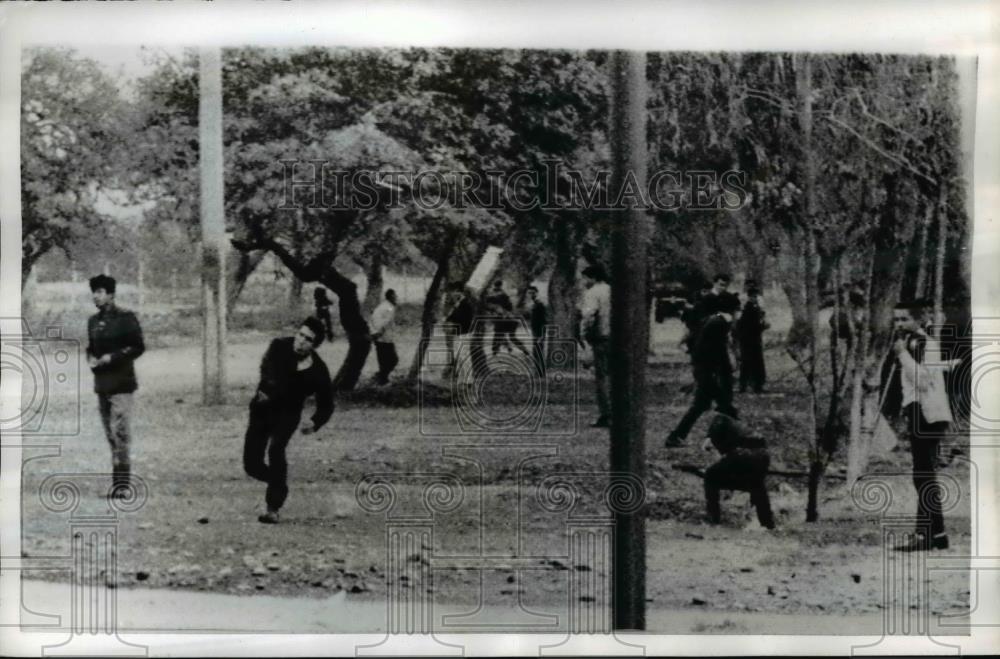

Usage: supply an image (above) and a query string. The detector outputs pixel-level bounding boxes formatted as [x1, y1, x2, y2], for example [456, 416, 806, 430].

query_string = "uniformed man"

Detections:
[87, 274, 145, 497]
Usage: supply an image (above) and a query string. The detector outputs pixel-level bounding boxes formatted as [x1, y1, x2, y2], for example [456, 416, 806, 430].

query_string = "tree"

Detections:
[21, 48, 130, 285]
[654, 52, 970, 516]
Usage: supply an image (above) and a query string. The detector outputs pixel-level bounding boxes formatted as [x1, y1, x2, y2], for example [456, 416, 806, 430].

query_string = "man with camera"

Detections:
[880, 300, 956, 551]
[86, 274, 145, 497]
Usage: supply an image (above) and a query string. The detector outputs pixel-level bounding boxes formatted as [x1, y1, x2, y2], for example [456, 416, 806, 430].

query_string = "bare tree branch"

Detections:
[821, 114, 938, 186]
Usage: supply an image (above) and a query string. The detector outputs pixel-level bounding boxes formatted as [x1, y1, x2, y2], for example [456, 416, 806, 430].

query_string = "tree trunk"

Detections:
[363, 250, 384, 314]
[232, 237, 372, 391]
[499, 220, 537, 306]
[324, 267, 371, 391]
[407, 233, 458, 381]
[287, 210, 307, 310]
[805, 457, 824, 523]
[777, 226, 810, 347]
[288, 275, 303, 307]
[933, 189, 948, 327]
[226, 250, 265, 318]
[21, 245, 43, 291]
[795, 53, 827, 522]
[846, 174, 913, 485]
[547, 216, 580, 358]
[910, 204, 933, 301]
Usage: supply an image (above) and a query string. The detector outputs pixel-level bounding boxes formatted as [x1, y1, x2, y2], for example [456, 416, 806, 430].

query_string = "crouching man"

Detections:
[243, 317, 334, 524]
[702, 413, 775, 530]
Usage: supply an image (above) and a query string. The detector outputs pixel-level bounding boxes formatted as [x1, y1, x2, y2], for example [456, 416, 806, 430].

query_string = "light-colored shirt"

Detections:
[580, 281, 611, 339]
[370, 301, 397, 343]
[896, 333, 956, 424]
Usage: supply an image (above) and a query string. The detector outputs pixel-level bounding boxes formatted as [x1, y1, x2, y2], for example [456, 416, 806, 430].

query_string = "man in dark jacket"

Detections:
[702, 414, 775, 529]
[736, 281, 769, 393]
[666, 293, 740, 447]
[243, 317, 334, 524]
[86, 274, 145, 496]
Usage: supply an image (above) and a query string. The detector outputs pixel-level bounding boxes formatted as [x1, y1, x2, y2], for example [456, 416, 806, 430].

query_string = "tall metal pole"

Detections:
[199, 47, 227, 404]
[608, 49, 649, 630]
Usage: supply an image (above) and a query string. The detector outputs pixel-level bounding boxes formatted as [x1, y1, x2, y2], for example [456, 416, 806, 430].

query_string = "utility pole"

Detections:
[608, 49, 649, 631]
[199, 47, 227, 404]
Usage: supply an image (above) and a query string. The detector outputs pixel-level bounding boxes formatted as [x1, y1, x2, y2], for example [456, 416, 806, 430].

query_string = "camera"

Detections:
[0, 318, 81, 436]
[419, 317, 579, 436]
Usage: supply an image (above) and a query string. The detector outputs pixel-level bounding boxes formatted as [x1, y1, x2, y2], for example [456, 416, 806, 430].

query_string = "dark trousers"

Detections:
[243, 401, 300, 512]
[904, 403, 947, 537]
[98, 393, 133, 490]
[492, 322, 529, 355]
[673, 365, 737, 439]
[739, 338, 766, 392]
[704, 450, 774, 529]
[374, 341, 399, 384]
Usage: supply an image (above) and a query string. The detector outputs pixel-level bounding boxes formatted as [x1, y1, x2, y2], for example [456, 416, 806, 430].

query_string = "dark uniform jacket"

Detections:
[692, 314, 733, 372]
[255, 337, 335, 429]
[86, 305, 145, 395]
[736, 300, 767, 342]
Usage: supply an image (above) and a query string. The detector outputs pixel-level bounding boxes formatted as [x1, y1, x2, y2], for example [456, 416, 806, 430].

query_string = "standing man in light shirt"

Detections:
[880, 300, 958, 551]
[370, 288, 399, 386]
[579, 265, 612, 428]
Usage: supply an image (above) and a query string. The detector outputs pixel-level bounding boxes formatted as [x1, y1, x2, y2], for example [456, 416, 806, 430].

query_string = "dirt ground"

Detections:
[16, 318, 973, 634]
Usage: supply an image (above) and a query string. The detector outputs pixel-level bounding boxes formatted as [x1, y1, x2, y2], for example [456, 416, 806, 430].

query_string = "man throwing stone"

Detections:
[243, 317, 334, 524]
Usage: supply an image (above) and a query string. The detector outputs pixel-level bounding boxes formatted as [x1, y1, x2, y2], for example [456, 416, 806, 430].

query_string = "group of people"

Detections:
[84, 270, 956, 548]
[440, 279, 549, 379]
